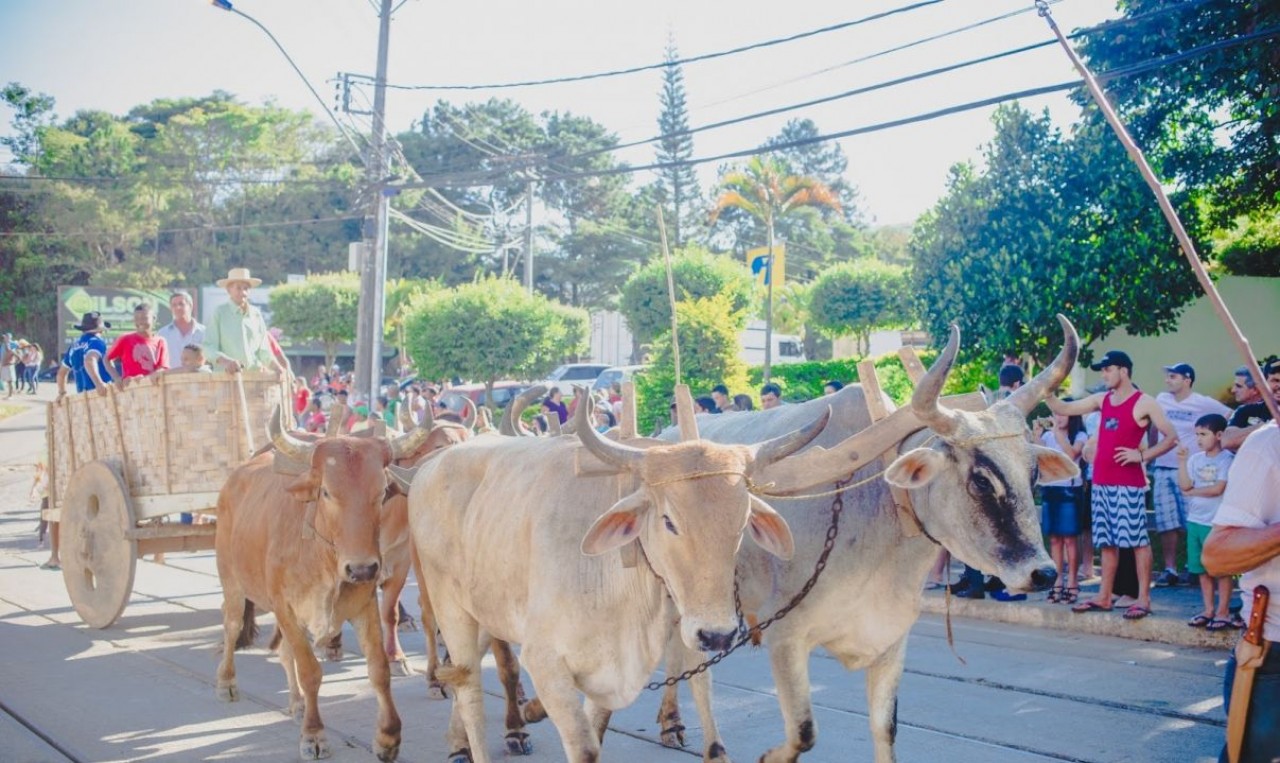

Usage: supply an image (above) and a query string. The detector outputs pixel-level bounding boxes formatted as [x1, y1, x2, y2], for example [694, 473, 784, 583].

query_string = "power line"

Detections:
[0, 213, 361, 238]
[364, 0, 947, 92]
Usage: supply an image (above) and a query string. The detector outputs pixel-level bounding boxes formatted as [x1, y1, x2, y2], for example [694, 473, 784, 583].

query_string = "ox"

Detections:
[658, 317, 1078, 762]
[214, 411, 435, 761]
[405, 391, 829, 763]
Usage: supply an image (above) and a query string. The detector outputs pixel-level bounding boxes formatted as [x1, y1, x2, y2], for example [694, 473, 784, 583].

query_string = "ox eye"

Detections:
[971, 472, 993, 494]
[663, 515, 679, 535]
[320, 487, 331, 499]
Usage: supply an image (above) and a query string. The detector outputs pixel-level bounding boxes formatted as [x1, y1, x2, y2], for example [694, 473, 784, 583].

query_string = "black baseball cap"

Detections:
[1090, 350, 1133, 372]
[1162, 362, 1195, 383]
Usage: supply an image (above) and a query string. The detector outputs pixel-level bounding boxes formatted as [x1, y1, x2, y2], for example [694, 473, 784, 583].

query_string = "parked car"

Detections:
[539, 363, 610, 390]
[592, 364, 648, 392]
[439, 381, 528, 411]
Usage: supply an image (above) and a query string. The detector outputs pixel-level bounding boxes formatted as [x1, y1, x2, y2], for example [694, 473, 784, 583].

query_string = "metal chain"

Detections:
[645, 473, 852, 690]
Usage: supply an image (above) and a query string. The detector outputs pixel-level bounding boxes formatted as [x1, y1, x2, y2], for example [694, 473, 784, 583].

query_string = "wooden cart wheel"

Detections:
[60, 461, 137, 629]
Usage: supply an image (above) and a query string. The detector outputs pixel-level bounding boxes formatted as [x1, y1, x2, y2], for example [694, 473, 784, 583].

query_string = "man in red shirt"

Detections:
[1048, 350, 1178, 619]
[107, 303, 169, 383]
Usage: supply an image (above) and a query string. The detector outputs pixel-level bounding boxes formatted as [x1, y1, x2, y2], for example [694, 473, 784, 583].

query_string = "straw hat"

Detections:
[216, 267, 263, 287]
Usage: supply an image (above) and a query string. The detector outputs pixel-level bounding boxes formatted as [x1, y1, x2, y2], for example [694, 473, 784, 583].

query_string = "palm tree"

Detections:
[709, 156, 841, 382]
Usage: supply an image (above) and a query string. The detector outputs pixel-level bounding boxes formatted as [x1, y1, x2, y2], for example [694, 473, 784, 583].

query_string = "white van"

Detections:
[738, 320, 805, 366]
[592, 364, 647, 392]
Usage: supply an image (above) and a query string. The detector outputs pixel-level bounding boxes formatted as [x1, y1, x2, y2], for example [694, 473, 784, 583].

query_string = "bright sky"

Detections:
[0, 0, 1118, 225]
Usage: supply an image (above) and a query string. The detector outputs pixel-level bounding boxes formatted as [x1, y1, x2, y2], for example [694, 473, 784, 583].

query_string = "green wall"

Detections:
[1081, 276, 1279, 403]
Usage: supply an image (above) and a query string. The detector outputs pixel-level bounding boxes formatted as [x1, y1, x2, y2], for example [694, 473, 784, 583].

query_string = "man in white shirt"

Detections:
[157, 291, 205, 361]
[1151, 363, 1231, 587]
[1204, 421, 1280, 760]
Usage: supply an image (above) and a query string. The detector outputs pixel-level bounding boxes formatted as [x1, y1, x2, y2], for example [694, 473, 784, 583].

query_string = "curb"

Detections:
[920, 591, 1235, 650]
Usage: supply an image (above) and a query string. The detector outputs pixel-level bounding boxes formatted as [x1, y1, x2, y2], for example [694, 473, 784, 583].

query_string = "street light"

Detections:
[210, 0, 394, 403]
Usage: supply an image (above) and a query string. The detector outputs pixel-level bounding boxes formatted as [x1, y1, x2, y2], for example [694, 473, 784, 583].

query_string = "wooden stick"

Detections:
[656, 205, 681, 386]
[1037, 2, 1279, 423]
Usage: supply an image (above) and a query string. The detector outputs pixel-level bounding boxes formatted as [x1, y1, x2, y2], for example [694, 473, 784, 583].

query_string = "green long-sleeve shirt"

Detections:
[203, 301, 275, 370]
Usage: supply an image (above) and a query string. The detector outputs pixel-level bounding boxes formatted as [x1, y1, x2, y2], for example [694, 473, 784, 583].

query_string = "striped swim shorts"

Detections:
[1091, 484, 1150, 549]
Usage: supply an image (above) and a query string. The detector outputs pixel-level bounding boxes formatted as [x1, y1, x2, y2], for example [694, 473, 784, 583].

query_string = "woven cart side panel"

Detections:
[86, 393, 123, 466]
[50, 402, 75, 509]
[239, 374, 285, 457]
[164, 373, 240, 494]
[67, 396, 95, 472]
[117, 378, 167, 497]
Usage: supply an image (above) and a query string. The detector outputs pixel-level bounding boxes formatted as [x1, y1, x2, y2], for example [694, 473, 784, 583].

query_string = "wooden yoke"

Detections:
[859, 360, 923, 538]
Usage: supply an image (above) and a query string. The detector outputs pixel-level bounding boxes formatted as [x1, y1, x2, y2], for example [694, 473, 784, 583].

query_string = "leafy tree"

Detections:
[654, 40, 701, 248]
[617, 244, 754, 347]
[635, 293, 750, 433]
[402, 276, 588, 407]
[708, 155, 841, 381]
[1213, 213, 1280, 277]
[809, 259, 913, 356]
[1077, 0, 1280, 225]
[911, 104, 1202, 365]
[268, 272, 361, 370]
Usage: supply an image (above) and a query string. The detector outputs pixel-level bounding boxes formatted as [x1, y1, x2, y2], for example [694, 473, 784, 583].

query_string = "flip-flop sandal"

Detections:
[1187, 614, 1212, 627]
[1123, 605, 1153, 620]
[1072, 600, 1113, 613]
[1205, 619, 1231, 632]
[39, 561, 60, 570]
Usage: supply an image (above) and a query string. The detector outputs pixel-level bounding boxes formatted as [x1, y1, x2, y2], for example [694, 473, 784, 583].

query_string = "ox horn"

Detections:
[476, 406, 496, 433]
[1003, 314, 1080, 416]
[500, 384, 546, 437]
[397, 397, 415, 433]
[911, 323, 963, 436]
[575, 384, 644, 470]
[752, 406, 831, 467]
[389, 408, 433, 460]
[269, 403, 316, 462]
[460, 396, 477, 430]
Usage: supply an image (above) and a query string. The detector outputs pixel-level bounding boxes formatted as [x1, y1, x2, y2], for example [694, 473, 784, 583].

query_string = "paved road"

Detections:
[0, 390, 1231, 762]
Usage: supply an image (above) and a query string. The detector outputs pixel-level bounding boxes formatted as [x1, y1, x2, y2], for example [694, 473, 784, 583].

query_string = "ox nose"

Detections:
[1029, 565, 1057, 592]
[696, 628, 734, 653]
[345, 561, 380, 583]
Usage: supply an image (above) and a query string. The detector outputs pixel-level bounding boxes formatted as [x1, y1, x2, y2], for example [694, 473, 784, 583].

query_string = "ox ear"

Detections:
[748, 495, 794, 560]
[581, 490, 650, 556]
[386, 463, 418, 495]
[1030, 445, 1080, 485]
[884, 448, 947, 489]
[285, 472, 319, 502]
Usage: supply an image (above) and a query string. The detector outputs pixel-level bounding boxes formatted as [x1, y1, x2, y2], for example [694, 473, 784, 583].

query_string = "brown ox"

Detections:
[214, 411, 432, 761]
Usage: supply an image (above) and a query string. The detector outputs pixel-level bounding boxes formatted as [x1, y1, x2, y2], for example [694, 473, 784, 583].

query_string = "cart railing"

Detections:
[47, 371, 286, 521]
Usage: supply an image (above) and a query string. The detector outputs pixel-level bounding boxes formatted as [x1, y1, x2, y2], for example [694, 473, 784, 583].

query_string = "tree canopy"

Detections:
[268, 272, 361, 370]
[808, 259, 913, 355]
[402, 276, 588, 403]
[617, 245, 755, 347]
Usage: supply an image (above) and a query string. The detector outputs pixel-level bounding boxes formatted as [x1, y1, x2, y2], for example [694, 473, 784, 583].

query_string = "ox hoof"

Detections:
[705, 740, 730, 762]
[390, 658, 415, 677]
[505, 731, 533, 756]
[426, 680, 448, 700]
[215, 682, 239, 703]
[521, 697, 547, 724]
[374, 735, 401, 762]
[323, 646, 344, 663]
[447, 747, 473, 763]
[661, 723, 687, 748]
[300, 732, 332, 760]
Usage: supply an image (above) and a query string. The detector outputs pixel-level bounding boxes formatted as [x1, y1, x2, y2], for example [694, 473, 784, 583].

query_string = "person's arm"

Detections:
[1113, 396, 1178, 466]
[1176, 448, 1193, 491]
[1053, 428, 1084, 460]
[1223, 422, 1261, 453]
[1045, 393, 1101, 416]
[1082, 434, 1097, 464]
[1186, 480, 1227, 499]
[203, 309, 239, 372]
[1203, 524, 1280, 576]
[55, 364, 70, 399]
[83, 350, 111, 394]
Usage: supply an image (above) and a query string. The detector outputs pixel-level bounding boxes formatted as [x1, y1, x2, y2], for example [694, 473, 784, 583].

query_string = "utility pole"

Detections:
[354, 0, 393, 402]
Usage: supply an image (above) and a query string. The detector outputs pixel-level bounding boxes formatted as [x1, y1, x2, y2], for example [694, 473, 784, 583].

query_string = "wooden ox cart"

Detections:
[43, 371, 286, 628]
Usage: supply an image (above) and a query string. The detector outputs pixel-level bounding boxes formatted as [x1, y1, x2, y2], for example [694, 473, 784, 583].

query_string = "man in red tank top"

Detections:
[1047, 350, 1178, 619]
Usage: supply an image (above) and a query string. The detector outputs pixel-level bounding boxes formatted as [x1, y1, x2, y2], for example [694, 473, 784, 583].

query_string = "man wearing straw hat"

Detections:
[203, 267, 285, 379]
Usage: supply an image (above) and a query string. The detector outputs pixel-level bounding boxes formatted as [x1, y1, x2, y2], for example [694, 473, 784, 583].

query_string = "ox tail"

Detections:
[435, 664, 473, 688]
[234, 600, 259, 651]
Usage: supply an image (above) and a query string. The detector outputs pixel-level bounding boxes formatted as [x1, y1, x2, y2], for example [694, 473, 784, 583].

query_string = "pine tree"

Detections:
[655, 39, 700, 247]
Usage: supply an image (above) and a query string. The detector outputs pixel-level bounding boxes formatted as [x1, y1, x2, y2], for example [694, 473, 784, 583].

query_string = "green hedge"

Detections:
[745, 350, 995, 406]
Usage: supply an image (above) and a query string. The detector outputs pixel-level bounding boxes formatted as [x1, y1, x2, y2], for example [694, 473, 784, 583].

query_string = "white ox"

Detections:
[405, 393, 830, 763]
[660, 317, 1079, 762]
